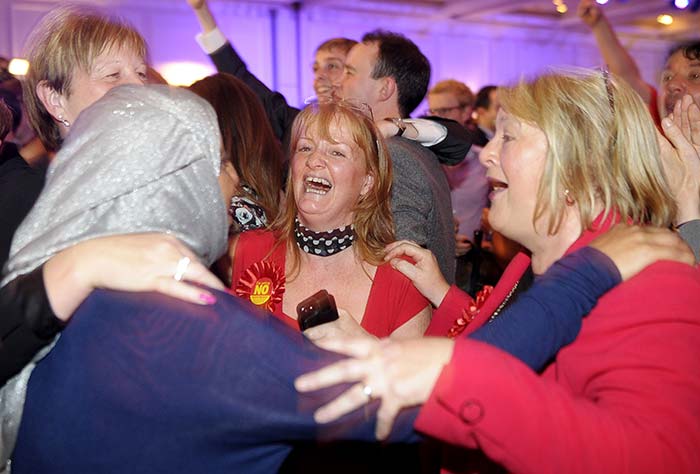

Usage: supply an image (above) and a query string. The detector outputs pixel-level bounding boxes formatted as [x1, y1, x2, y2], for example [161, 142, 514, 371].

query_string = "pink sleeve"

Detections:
[415, 266, 700, 474]
[424, 285, 474, 337]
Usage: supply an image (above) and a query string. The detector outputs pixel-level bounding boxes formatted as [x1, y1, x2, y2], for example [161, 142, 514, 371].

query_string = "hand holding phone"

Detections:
[297, 289, 339, 331]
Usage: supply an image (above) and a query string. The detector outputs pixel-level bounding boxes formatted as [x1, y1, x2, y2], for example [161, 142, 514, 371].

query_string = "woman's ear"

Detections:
[36, 81, 67, 123]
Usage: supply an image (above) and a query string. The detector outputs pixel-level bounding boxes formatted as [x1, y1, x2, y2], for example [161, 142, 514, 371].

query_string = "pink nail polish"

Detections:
[199, 293, 217, 305]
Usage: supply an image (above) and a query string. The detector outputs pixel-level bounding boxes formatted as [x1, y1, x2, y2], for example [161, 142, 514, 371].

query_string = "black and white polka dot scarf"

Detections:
[294, 217, 355, 257]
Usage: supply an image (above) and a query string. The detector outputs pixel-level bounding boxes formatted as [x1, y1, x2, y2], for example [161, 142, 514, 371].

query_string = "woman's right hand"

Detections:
[384, 241, 450, 307]
[44, 233, 224, 321]
[589, 224, 695, 280]
[577, 0, 603, 28]
[186, 0, 206, 9]
[186, 0, 217, 32]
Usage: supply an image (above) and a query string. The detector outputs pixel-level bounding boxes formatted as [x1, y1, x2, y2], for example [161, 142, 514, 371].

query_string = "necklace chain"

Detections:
[488, 280, 520, 322]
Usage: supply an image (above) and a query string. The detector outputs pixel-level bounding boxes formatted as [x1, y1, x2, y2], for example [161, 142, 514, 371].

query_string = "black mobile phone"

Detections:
[297, 289, 339, 331]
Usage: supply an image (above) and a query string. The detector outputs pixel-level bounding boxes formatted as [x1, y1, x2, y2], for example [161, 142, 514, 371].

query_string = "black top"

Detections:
[0, 142, 45, 270]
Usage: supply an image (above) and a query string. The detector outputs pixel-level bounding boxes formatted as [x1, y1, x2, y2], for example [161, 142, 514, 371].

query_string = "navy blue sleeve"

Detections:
[470, 246, 621, 371]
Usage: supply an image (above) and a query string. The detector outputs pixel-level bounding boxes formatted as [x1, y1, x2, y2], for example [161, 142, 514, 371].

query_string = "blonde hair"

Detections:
[429, 79, 474, 108]
[315, 38, 357, 56]
[23, 5, 148, 151]
[272, 102, 394, 278]
[500, 68, 676, 234]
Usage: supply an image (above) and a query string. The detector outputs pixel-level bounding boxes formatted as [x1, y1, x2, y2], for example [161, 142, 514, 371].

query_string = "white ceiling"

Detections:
[272, 0, 700, 42]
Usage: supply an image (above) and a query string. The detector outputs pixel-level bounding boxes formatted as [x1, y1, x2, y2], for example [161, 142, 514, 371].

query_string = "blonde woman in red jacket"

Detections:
[297, 70, 700, 474]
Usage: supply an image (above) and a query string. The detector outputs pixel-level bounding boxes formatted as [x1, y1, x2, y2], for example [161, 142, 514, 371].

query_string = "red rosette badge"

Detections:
[235, 260, 285, 312]
[447, 285, 494, 338]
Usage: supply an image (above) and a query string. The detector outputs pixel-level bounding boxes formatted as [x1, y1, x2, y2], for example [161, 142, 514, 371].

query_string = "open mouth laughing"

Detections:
[304, 176, 333, 195]
[487, 177, 508, 200]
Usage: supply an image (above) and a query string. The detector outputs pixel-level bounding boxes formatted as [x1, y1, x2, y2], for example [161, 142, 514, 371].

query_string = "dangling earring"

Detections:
[564, 189, 575, 206]
[58, 116, 70, 128]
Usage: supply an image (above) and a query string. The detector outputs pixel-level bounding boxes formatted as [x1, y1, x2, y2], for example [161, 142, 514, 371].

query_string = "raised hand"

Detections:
[186, 0, 206, 10]
[577, 0, 602, 28]
[186, 0, 217, 33]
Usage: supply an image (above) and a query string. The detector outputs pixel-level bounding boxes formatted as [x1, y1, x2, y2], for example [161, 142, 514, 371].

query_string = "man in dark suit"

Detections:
[340, 31, 456, 282]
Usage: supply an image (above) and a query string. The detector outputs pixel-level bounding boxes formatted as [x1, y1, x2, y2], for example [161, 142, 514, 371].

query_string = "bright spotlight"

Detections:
[657, 14, 674, 25]
[8, 58, 29, 76]
[156, 61, 216, 87]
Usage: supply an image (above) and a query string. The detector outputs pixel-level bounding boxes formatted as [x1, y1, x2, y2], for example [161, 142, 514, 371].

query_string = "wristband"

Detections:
[384, 117, 407, 137]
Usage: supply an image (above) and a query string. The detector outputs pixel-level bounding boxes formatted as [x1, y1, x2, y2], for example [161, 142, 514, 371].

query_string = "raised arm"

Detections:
[187, 0, 299, 142]
[378, 117, 473, 165]
[577, 0, 652, 103]
[417, 116, 473, 165]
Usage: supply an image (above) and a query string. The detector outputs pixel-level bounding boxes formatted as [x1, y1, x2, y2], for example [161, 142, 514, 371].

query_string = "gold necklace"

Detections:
[488, 280, 520, 322]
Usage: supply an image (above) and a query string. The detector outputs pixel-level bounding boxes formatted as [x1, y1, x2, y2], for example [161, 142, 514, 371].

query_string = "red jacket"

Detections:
[417, 223, 700, 473]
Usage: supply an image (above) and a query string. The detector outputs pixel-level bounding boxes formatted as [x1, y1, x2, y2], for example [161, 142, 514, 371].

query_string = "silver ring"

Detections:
[362, 384, 373, 400]
[173, 256, 191, 282]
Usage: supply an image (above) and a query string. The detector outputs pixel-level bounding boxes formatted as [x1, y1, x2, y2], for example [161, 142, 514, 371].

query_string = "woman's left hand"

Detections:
[303, 308, 373, 341]
[295, 336, 455, 440]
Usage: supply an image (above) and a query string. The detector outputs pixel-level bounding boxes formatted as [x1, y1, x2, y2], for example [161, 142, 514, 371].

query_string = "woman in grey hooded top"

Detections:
[0, 83, 235, 469]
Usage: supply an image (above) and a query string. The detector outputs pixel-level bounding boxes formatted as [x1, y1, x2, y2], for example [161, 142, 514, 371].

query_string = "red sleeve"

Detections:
[424, 285, 474, 337]
[415, 264, 700, 474]
[362, 263, 429, 337]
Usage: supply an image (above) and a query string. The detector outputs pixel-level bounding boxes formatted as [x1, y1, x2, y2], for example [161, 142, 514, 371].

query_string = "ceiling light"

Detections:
[156, 61, 216, 86]
[657, 14, 674, 25]
[596, 0, 609, 4]
[556, 3, 568, 13]
[8, 58, 29, 76]
[673, 0, 689, 8]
